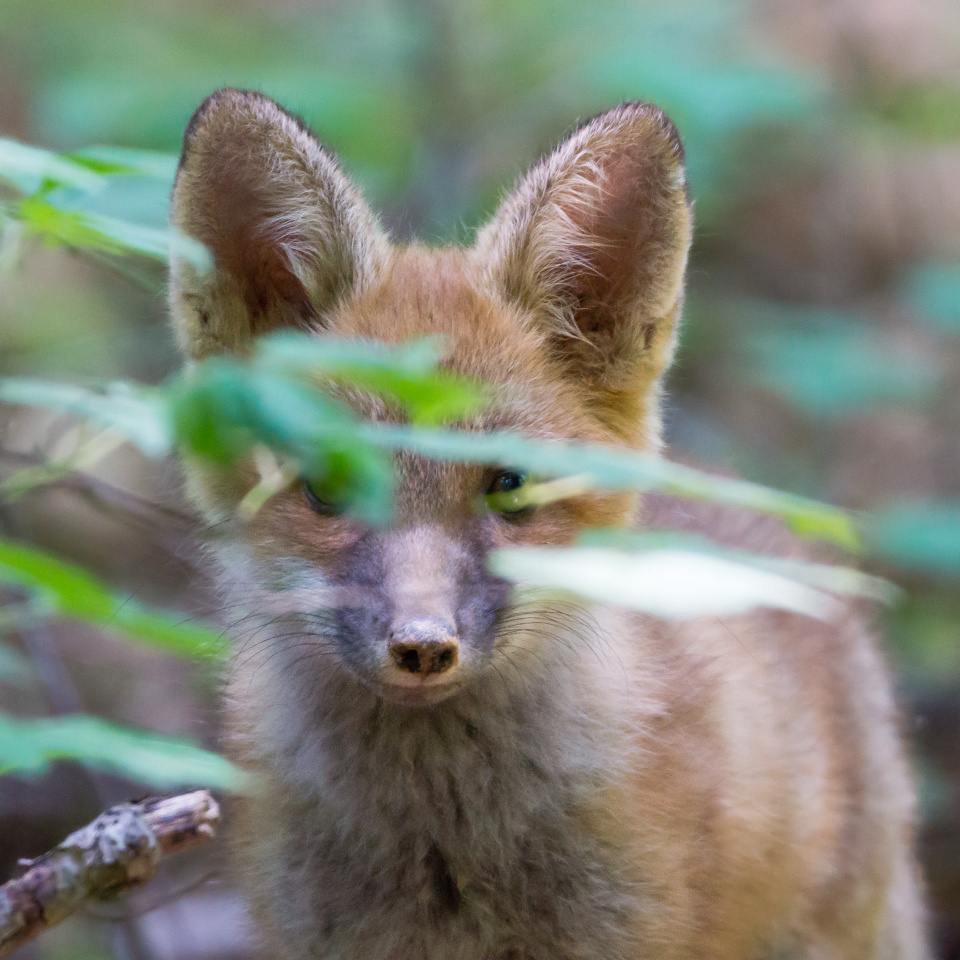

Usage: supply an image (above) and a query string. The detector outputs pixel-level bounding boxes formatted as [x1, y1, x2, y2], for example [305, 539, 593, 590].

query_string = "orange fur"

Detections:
[170, 89, 928, 960]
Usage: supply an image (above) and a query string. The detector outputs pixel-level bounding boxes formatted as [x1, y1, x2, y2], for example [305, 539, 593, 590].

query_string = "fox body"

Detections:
[169, 89, 928, 960]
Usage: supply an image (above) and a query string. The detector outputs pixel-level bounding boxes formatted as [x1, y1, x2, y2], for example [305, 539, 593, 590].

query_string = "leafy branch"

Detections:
[0, 331, 860, 546]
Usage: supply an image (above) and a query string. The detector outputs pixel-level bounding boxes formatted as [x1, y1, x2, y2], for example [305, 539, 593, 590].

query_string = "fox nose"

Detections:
[388, 618, 459, 676]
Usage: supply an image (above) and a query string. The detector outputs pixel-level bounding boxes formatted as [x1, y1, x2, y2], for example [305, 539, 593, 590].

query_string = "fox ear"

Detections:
[474, 102, 693, 441]
[169, 88, 389, 360]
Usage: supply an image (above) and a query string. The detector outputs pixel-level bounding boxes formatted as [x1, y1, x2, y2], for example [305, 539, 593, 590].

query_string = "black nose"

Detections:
[388, 619, 459, 676]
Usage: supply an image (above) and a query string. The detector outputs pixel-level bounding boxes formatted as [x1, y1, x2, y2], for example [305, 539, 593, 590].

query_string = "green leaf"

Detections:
[490, 544, 837, 620]
[0, 713, 246, 792]
[172, 362, 355, 464]
[0, 377, 172, 456]
[92, 213, 211, 272]
[256, 332, 488, 424]
[491, 525, 894, 621]
[355, 422, 860, 549]
[15, 196, 212, 272]
[0, 137, 105, 195]
[578, 528, 899, 602]
[868, 500, 960, 579]
[170, 361, 394, 524]
[80, 211, 211, 272]
[65, 146, 179, 181]
[18, 196, 129, 254]
[0, 539, 225, 658]
[0, 335, 858, 547]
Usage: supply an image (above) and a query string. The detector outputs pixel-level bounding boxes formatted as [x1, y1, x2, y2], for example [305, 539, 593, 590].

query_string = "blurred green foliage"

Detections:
[0, 0, 830, 235]
[742, 303, 946, 418]
[0, 713, 245, 790]
[869, 502, 960, 580]
[0, 539, 225, 658]
[903, 263, 960, 336]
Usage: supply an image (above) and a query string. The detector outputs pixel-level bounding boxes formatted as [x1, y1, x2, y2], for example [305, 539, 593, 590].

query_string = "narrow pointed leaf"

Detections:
[491, 545, 838, 620]
[0, 540, 225, 658]
[0, 713, 246, 791]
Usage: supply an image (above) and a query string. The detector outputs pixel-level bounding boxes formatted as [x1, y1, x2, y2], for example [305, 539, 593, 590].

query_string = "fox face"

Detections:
[169, 89, 691, 706]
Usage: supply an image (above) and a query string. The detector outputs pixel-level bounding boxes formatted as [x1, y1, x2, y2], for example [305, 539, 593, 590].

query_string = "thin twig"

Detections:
[0, 791, 220, 958]
[0, 447, 193, 529]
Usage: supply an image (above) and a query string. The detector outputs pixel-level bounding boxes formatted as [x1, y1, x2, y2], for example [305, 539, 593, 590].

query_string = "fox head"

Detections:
[170, 89, 692, 707]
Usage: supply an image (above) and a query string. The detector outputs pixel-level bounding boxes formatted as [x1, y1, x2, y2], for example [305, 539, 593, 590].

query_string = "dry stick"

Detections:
[0, 790, 220, 959]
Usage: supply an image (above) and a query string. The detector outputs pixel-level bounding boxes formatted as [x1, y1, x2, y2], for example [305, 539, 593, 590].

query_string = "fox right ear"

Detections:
[473, 102, 692, 443]
[169, 89, 389, 360]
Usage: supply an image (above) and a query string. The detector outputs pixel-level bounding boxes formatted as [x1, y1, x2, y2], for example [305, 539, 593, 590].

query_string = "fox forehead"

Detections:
[328, 245, 549, 384]
[324, 244, 621, 444]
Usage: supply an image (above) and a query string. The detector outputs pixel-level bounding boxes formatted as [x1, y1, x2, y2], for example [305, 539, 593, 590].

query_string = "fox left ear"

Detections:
[169, 88, 389, 360]
[473, 102, 693, 442]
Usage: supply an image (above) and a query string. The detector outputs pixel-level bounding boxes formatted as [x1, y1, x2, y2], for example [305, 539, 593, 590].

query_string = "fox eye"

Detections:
[302, 478, 344, 516]
[485, 470, 532, 520]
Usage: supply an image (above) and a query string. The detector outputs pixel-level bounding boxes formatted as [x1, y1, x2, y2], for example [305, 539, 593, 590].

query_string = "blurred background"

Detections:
[0, 0, 959, 957]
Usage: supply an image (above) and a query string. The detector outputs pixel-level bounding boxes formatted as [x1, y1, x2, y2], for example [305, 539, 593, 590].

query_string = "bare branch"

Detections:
[0, 447, 193, 529]
[0, 790, 220, 958]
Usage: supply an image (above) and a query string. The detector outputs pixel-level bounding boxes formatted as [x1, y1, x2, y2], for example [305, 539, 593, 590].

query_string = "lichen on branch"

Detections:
[0, 790, 220, 957]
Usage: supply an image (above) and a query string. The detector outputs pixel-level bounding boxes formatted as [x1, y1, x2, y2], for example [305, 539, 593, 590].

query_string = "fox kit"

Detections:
[169, 89, 928, 960]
